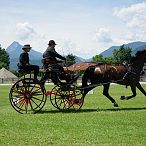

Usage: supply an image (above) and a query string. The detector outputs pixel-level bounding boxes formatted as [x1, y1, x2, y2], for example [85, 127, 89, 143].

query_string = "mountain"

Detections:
[75, 56, 93, 63]
[6, 41, 43, 70]
[100, 41, 146, 57]
[132, 44, 146, 55]
[7, 41, 146, 70]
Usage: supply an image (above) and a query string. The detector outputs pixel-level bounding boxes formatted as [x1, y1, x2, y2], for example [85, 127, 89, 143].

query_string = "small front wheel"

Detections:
[49, 85, 60, 108]
[54, 85, 84, 111]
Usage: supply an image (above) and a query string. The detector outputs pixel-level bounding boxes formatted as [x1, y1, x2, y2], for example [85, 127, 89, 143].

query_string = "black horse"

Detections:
[82, 50, 146, 107]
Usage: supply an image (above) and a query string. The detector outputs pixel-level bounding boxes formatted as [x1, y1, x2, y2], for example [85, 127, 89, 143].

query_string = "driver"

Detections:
[40, 40, 71, 86]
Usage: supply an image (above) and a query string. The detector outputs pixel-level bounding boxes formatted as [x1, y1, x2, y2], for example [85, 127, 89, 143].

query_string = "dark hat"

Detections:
[48, 40, 57, 46]
[22, 44, 32, 50]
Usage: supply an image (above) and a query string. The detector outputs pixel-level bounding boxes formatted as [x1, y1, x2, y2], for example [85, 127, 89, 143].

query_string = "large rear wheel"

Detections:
[9, 78, 47, 114]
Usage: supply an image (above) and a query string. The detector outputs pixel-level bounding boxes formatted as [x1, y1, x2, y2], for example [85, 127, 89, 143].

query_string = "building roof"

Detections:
[65, 62, 97, 71]
[0, 68, 18, 79]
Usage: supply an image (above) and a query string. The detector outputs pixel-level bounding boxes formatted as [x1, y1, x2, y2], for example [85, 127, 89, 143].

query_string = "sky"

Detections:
[1, 0, 146, 58]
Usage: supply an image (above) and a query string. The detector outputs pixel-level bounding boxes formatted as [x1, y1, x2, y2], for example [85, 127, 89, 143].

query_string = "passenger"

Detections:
[18, 44, 39, 81]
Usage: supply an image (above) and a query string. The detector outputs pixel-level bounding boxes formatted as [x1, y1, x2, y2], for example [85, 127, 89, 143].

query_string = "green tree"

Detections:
[64, 54, 76, 67]
[113, 45, 132, 64]
[0, 44, 10, 69]
[92, 54, 114, 64]
[104, 56, 115, 64]
[92, 54, 104, 62]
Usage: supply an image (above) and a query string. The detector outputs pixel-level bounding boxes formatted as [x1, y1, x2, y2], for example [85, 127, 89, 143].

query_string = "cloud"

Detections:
[114, 2, 146, 28]
[15, 22, 83, 56]
[15, 22, 47, 52]
[94, 28, 113, 43]
[55, 38, 92, 58]
[113, 2, 146, 41]
[56, 38, 78, 55]
[15, 22, 36, 40]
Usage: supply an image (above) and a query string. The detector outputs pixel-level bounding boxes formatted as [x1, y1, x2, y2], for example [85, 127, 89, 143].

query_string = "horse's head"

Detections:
[136, 49, 146, 61]
[130, 49, 146, 64]
[129, 49, 146, 74]
[143, 49, 146, 61]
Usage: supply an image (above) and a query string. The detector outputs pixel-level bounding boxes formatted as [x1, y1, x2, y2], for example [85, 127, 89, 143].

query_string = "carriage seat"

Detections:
[17, 63, 33, 78]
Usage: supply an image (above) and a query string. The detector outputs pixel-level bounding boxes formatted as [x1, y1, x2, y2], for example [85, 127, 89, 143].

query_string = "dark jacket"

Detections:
[19, 52, 29, 66]
[43, 47, 65, 65]
[43, 47, 65, 64]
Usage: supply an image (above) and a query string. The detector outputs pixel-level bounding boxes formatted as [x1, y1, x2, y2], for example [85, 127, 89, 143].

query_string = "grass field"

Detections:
[0, 84, 146, 146]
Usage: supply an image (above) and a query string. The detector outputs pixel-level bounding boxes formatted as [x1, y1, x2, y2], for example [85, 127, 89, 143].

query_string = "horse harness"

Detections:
[122, 62, 142, 79]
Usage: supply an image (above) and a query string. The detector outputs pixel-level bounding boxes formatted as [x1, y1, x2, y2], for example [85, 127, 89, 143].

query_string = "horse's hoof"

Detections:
[113, 102, 119, 107]
[120, 96, 125, 100]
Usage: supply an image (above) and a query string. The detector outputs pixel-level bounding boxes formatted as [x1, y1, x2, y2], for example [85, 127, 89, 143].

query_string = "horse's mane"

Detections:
[130, 49, 146, 63]
[135, 49, 146, 57]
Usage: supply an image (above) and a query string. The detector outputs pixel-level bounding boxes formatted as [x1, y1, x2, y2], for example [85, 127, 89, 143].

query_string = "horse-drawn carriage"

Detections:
[9, 49, 146, 114]
[9, 65, 84, 114]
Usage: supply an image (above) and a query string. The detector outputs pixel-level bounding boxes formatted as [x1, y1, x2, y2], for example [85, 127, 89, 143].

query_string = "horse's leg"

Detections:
[136, 82, 146, 96]
[103, 83, 118, 107]
[82, 85, 96, 98]
[121, 84, 137, 100]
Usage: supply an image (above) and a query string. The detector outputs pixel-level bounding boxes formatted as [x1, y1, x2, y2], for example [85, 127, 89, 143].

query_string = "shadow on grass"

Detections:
[38, 107, 146, 114]
[37, 108, 98, 114]
[103, 107, 146, 112]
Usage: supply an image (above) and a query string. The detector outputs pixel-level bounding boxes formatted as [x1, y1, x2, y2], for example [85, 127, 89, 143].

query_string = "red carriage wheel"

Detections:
[70, 87, 84, 111]
[9, 78, 47, 114]
[49, 85, 60, 108]
[54, 85, 84, 111]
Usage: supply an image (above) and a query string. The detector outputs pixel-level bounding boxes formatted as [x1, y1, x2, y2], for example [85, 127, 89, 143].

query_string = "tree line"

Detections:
[0, 44, 132, 70]
[92, 45, 132, 65]
[0, 44, 10, 69]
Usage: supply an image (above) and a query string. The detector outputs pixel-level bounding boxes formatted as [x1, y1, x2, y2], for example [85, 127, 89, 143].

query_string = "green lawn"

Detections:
[0, 84, 146, 146]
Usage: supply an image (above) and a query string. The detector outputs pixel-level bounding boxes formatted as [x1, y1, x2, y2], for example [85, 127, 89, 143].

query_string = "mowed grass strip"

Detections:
[0, 84, 146, 146]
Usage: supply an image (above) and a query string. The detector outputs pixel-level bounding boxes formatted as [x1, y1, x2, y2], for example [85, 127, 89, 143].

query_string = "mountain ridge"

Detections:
[100, 41, 146, 57]
[6, 41, 146, 70]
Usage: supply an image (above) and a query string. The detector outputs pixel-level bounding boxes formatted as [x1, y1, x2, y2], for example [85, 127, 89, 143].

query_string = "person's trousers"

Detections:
[20, 65, 39, 79]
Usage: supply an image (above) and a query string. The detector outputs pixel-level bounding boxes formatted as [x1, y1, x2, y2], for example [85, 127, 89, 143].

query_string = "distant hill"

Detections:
[75, 56, 93, 63]
[6, 41, 93, 70]
[100, 41, 146, 57]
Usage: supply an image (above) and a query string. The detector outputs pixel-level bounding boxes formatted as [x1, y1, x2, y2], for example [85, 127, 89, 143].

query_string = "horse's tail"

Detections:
[82, 66, 96, 96]
[82, 67, 89, 87]
[82, 65, 96, 86]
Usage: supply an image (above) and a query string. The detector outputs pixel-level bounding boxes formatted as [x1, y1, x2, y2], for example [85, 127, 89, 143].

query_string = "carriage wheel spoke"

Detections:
[30, 98, 44, 109]
[31, 86, 41, 93]
[18, 99, 25, 109]
[32, 92, 43, 96]
[29, 100, 34, 112]
[25, 101, 28, 114]
[59, 99, 66, 109]
[30, 98, 40, 107]
[31, 96, 44, 102]
[29, 84, 35, 92]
